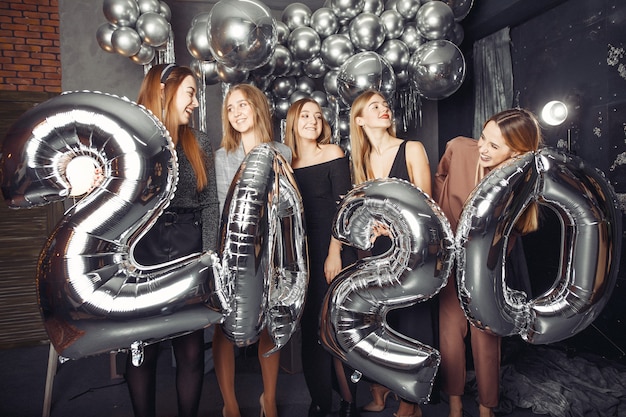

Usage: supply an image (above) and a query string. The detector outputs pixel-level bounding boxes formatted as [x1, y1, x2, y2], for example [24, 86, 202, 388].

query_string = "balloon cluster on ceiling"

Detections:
[96, 0, 471, 139]
[186, 0, 471, 141]
[97, 0, 174, 67]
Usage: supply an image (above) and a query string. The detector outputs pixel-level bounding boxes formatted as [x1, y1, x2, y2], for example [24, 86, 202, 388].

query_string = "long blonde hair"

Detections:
[137, 63, 208, 190]
[220, 84, 274, 153]
[349, 90, 396, 185]
[485, 108, 543, 234]
[284, 98, 332, 160]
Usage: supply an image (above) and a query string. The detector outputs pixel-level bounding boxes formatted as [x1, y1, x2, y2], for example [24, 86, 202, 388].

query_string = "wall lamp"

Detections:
[541, 100, 568, 126]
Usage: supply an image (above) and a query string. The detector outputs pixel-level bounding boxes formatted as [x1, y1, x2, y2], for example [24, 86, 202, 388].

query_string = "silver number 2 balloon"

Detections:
[457, 148, 622, 344]
[0, 91, 223, 360]
[319, 178, 455, 403]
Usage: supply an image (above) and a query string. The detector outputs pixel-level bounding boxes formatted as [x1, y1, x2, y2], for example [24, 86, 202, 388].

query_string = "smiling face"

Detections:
[297, 101, 323, 142]
[477, 120, 518, 169]
[173, 75, 198, 125]
[356, 93, 392, 129]
[226, 89, 255, 134]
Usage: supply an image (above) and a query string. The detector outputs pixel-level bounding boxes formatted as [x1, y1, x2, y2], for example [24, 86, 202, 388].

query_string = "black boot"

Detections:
[339, 399, 360, 417]
[308, 404, 329, 417]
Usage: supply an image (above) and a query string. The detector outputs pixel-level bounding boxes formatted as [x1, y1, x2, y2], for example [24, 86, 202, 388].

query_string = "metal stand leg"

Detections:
[42, 344, 58, 417]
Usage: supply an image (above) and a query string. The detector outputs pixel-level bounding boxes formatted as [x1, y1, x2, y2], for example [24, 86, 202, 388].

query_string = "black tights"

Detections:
[125, 329, 205, 417]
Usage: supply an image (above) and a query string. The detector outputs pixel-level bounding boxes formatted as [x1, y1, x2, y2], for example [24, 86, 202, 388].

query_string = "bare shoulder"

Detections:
[405, 140, 428, 160]
[321, 143, 345, 159]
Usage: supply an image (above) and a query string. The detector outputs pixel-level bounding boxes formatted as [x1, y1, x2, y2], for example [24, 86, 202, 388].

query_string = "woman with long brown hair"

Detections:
[126, 63, 219, 417]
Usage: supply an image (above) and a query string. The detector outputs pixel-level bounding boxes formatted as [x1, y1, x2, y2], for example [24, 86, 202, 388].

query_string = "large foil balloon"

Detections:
[408, 39, 465, 100]
[320, 178, 455, 403]
[337, 51, 396, 106]
[208, 0, 277, 71]
[0, 91, 224, 360]
[457, 148, 622, 345]
[219, 144, 308, 353]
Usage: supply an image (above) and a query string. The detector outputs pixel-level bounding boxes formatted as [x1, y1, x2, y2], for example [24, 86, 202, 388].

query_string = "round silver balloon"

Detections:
[395, 0, 421, 20]
[274, 97, 291, 119]
[444, 0, 474, 21]
[320, 34, 355, 69]
[272, 76, 297, 99]
[385, 0, 399, 12]
[408, 40, 465, 100]
[337, 51, 396, 106]
[130, 43, 155, 65]
[220, 144, 308, 351]
[281, 2, 312, 30]
[362, 0, 384, 15]
[275, 21, 291, 45]
[111, 26, 142, 57]
[319, 178, 454, 404]
[330, 0, 365, 21]
[135, 11, 171, 47]
[137, 0, 160, 14]
[186, 18, 214, 61]
[191, 59, 221, 85]
[457, 148, 622, 345]
[416, 0, 455, 40]
[290, 90, 310, 104]
[324, 68, 340, 96]
[311, 7, 340, 38]
[272, 44, 294, 77]
[96, 22, 117, 53]
[296, 76, 316, 95]
[208, 0, 277, 71]
[287, 26, 322, 62]
[377, 39, 410, 73]
[158, 1, 172, 21]
[0, 91, 224, 359]
[349, 12, 386, 51]
[103, 0, 139, 27]
[304, 56, 328, 79]
[400, 23, 425, 52]
[446, 22, 464, 46]
[380, 10, 405, 40]
[311, 90, 330, 107]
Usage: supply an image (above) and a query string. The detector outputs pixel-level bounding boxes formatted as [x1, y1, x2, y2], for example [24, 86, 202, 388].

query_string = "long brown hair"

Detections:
[284, 98, 332, 160]
[486, 108, 543, 234]
[220, 83, 274, 153]
[349, 90, 396, 185]
[137, 63, 208, 190]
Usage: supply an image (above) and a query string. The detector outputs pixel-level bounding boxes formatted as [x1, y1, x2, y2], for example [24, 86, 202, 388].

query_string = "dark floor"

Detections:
[1, 335, 625, 417]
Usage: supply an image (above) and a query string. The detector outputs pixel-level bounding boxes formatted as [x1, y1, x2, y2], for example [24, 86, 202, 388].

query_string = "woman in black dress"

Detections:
[284, 98, 359, 417]
[349, 90, 436, 417]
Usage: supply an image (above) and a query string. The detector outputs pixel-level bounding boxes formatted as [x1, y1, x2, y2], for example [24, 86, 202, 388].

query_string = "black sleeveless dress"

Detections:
[294, 157, 358, 412]
[372, 140, 440, 402]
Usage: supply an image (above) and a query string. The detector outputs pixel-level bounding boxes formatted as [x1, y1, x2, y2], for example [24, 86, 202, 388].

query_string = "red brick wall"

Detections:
[0, 0, 61, 93]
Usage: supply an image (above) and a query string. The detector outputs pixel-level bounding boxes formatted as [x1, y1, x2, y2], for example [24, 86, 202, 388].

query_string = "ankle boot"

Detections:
[339, 399, 359, 417]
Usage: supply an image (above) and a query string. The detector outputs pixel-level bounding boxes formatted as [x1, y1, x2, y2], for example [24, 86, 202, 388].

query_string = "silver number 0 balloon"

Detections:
[319, 178, 455, 403]
[217, 144, 308, 354]
[0, 91, 223, 360]
[457, 148, 622, 344]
